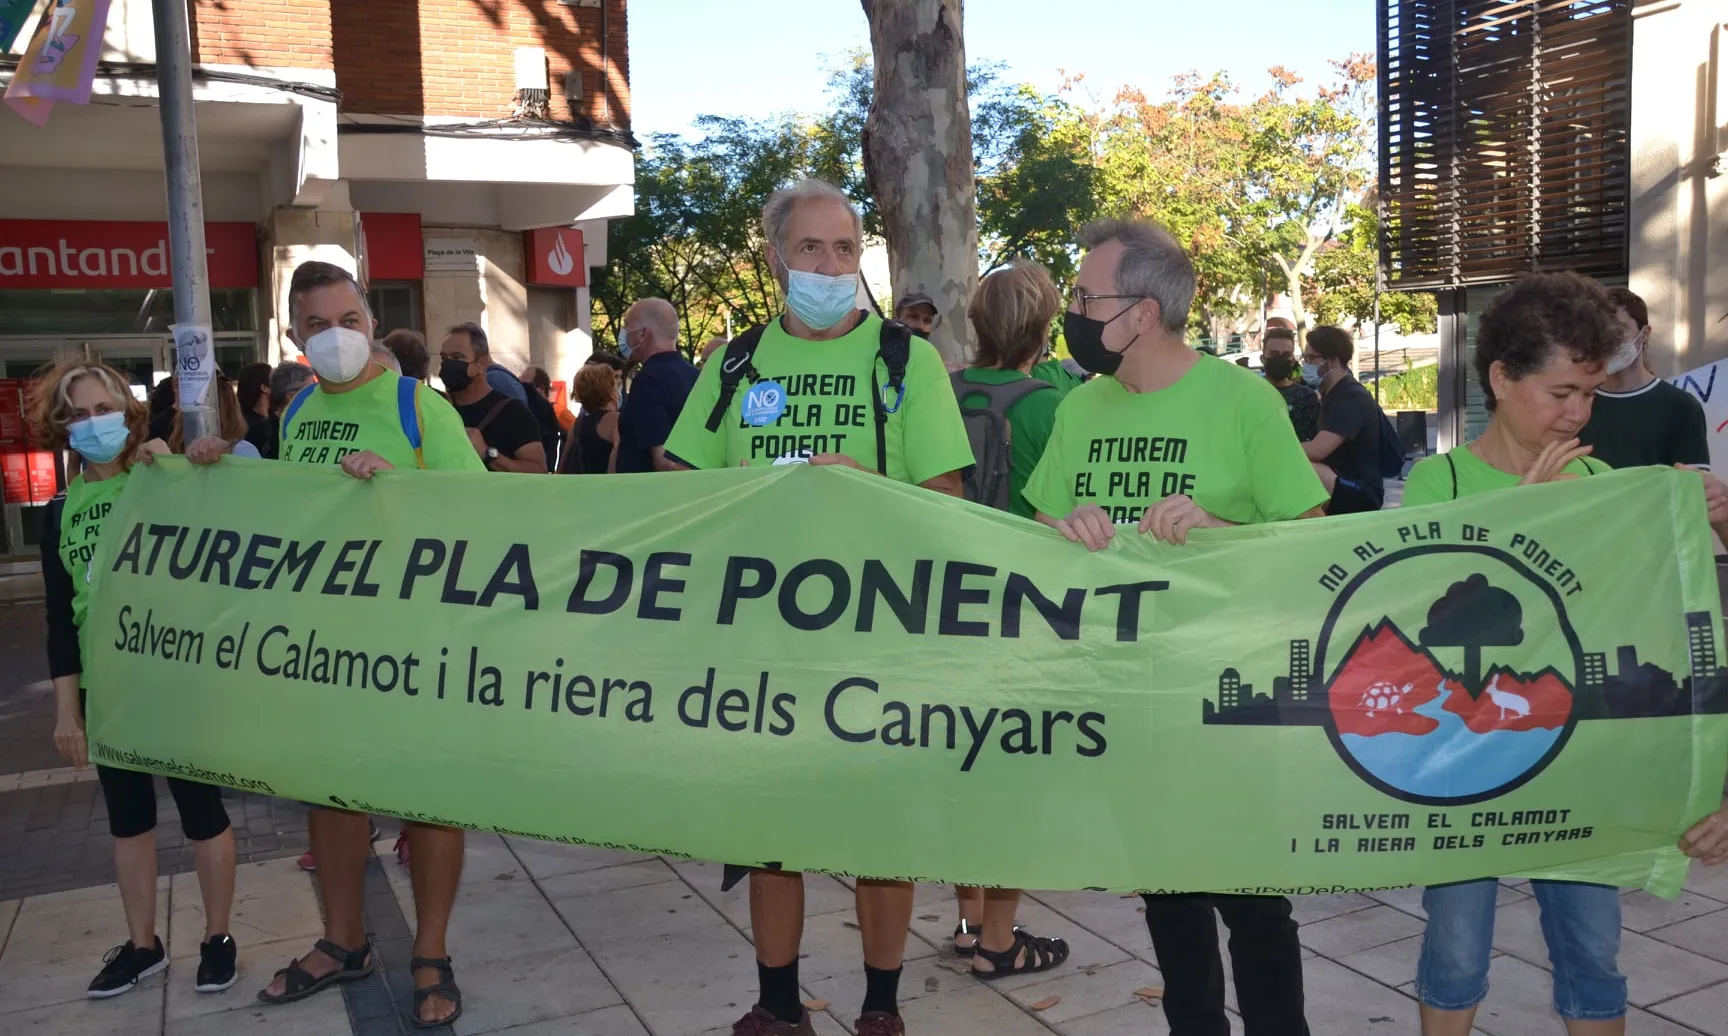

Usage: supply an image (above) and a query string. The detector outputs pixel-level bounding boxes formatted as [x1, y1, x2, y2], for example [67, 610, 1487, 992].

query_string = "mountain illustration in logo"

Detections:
[1203, 549, 1728, 805]
[547, 232, 574, 277]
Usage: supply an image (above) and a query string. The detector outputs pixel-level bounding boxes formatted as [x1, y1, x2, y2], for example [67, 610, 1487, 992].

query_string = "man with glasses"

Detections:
[1300, 325, 1384, 514]
[1024, 219, 1325, 1036]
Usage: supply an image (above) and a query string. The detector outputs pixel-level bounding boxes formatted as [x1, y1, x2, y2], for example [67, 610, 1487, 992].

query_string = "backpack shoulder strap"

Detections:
[1446, 452, 1458, 500]
[281, 383, 317, 435]
[952, 372, 1054, 413]
[704, 325, 768, 433]
[396, 376, 426, 469]
[872, 320, 916, 476]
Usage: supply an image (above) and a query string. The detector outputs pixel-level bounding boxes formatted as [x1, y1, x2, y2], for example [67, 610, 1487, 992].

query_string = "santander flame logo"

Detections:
[547, 232, 574, 277]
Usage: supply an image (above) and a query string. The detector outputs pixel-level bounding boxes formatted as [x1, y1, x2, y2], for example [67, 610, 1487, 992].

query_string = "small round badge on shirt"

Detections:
[741, 380, 788, 427]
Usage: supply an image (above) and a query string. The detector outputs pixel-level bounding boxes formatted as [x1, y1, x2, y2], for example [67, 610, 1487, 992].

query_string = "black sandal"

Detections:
[257, 938, 373, 1004]
[953, 919, 982, 956]
[410, 956, 463, 1029]
[971, 928, 1070, 981]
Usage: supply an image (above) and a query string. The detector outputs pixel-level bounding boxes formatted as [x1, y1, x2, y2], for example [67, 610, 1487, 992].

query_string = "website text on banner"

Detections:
[82, 461, 1728, 897]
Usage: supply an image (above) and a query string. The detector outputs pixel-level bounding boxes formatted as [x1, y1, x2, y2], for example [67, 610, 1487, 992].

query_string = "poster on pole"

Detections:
[172, 323, 215, 411]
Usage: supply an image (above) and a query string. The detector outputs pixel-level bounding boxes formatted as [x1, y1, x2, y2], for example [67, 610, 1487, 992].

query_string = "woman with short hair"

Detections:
[561, 361, 621, 474]
[1403, 272, 1728, 1036]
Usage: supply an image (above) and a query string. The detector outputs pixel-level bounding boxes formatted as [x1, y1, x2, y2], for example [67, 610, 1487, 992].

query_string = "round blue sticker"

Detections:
[741, 380, 788, 427]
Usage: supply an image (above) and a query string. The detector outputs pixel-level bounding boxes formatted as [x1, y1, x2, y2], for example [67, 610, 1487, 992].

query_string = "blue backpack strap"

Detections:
[281, 383, 317, 437]
[396, 376, 425, 467]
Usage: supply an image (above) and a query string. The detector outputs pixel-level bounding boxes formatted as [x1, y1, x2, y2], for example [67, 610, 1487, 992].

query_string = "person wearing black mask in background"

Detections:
[893, 292, 939, 339]
[1260, 326, 1319, 441]
[439, 323, 548, 473]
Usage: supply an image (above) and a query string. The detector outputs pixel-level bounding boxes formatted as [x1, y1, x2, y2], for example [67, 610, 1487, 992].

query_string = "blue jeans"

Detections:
[1417, 879, 1626, 1020]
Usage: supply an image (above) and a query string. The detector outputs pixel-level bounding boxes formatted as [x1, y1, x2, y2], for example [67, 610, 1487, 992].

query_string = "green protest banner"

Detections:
[83, 460, 1728, 897]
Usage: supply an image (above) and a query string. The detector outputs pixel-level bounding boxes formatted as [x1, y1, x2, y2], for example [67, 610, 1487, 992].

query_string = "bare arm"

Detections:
[650, 445, 681, 472]
[920, 469, 964, 498]
[490, 441, 548, 474]
[1302, 430, 1345, 463]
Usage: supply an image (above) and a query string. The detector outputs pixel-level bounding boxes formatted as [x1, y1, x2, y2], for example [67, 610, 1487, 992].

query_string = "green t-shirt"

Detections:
[1403, 443, 1610, 505]
[59, 471, 129, 631]
[957, 367, 1062, 520]
[280, 367, 483, 472]
[1031, 358, 1085, 396]
[1024, 355, 1329, 525]
[665, 314, 974, 485]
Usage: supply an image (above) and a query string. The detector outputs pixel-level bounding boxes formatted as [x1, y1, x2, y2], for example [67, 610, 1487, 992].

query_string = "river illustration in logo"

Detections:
[1203, 544, 1727, 806]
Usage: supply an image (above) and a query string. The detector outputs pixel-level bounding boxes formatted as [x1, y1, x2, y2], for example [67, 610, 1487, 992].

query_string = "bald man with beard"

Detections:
[616, 298, 701, 472]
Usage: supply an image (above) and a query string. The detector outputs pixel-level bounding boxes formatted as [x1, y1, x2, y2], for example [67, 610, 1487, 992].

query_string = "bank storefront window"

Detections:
[0, 288, 258, 336]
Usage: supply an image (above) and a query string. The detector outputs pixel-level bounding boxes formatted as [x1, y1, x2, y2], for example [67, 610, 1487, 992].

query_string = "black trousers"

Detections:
[1141, 893, 1310, 1036]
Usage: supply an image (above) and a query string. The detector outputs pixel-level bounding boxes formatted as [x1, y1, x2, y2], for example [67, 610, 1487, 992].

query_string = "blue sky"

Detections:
[626, 0, 1376, 136]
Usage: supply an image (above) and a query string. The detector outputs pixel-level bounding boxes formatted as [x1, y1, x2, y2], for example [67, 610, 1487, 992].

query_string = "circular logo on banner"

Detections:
[741, 381, 788, 427]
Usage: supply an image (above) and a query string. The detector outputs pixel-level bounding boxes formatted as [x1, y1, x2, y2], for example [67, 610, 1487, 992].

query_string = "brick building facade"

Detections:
[0, 0, 635, 558]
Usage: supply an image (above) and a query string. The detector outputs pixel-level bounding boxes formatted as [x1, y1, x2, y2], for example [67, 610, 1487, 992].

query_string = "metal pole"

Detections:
[153, 0, 218, 444]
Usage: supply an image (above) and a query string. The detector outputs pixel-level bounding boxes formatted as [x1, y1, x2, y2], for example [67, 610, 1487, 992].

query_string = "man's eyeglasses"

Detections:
[1070, 290, 1146, 318]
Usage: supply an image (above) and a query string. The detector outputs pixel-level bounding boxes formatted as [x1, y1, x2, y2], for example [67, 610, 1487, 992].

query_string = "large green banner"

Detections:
[84, 460, 1728, 896]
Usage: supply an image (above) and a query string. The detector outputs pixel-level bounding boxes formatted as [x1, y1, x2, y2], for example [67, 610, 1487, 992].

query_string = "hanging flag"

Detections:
[4, 0, 114, 127]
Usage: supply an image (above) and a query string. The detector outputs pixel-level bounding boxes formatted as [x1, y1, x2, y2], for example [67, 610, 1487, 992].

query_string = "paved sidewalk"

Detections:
[1, 831, 1725, 1036]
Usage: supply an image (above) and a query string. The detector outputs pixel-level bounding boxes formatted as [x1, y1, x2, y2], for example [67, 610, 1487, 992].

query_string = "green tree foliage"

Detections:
[1308, 204, 1438, 335]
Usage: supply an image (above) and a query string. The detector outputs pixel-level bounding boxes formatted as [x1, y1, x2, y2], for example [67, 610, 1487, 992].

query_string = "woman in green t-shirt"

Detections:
[29, 359, 241, 1000]
[946, 260, 1072, 979]
[1404, 274, 1728, 1036]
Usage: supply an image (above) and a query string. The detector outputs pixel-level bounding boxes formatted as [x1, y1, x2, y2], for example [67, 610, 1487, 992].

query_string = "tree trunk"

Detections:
[861, 0, 977, 364]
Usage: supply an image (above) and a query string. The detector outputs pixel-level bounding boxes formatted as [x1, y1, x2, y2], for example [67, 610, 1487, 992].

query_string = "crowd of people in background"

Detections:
[26, 174, 1728, 1036]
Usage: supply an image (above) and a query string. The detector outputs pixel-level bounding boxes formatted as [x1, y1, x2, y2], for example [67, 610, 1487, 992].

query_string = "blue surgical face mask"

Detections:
[618, 328, 634, 360]
[68, 411, 130, 464]
[1301, 362, 1321, 383]
[785, 269, 860, 331]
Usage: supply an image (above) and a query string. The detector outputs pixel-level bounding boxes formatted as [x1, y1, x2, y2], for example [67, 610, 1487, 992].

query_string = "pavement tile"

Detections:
[475, 1003, 652, 1035]
[1000, 957, 1163, 1024]
[1054, 999, 1174, 1036]
[1649, 978, 1728, 1035]
[0, 988, 168, 1034]
[0, 885, 171, 1013]
[1622, 928, 1728, 1007]
[163, 989, 352, 1036]
[800, 952, 957, 1016]
[1301, 957, 1420, 1035]
[793, 908, 936, 986]
[1335, 933, 1431, 988]
[1487, 897, 1550, 968]
[938, 895, 1133, 993]
[1288, 892, 1378, 925]
[504, 837, 654, 882]
[551, 876, 724, 949]
[672, 860, 858, 929]
[0, 898, 18, 955]
[1298, 904, 1427, 958]
[168, 887, 324, 959]
[1647, 908, 1728, 965]
[585, 921, 757, 1036]
[1631, 1001, 1724, 1036]
[1685, 862, 1728, 903]
[894, 982, 1054, 1036]
[448, 947, 623, 1036]
[535, 860, 681, 901]
[1619, 890, 1726, 934]
[1027, 890, 1155, 959]
[447, 893, 582, 962]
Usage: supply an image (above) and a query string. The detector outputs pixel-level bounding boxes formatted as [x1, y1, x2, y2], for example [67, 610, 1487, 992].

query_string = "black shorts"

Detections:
[81, 689, 231, 841]
[1329, 477, 1383, 515]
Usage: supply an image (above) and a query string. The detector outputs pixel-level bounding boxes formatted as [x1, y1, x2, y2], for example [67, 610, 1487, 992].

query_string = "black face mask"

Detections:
[440, 358, 474, 393]
[1262, 354, 1298, 381]
[1063, 310, 1136, 377]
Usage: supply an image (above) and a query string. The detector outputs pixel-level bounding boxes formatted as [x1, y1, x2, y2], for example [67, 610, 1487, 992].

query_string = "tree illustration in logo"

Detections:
[1418, 573, 1522, 694]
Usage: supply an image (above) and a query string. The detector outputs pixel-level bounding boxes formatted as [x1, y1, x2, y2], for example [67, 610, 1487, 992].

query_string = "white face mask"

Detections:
[1606, 335, 1643, 376]
[301, 326, 372, 384]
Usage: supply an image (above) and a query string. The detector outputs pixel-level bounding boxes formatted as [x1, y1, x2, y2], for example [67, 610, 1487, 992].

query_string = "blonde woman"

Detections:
[29, 359, 239, 999]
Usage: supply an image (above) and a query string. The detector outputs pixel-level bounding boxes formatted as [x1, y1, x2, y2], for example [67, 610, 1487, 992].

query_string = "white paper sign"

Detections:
[1671, 360, 1728, 471]
[424, 238, 479, 274]
[171, 323, 215, 410]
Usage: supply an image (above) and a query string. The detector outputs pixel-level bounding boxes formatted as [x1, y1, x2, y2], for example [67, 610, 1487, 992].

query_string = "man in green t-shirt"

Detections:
[665, 179, 972, 1036]
[1024, 219, 1325, 1036]
[187, 261, 479, 1029]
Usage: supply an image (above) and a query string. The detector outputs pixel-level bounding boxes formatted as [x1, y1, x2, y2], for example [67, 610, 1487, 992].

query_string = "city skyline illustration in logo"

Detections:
[1205, 546, 1728, 805]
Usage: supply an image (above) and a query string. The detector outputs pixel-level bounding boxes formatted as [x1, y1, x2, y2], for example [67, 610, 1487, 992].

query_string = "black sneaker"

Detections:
[196, 934, 238, 993]
[87, 937, 167, 998]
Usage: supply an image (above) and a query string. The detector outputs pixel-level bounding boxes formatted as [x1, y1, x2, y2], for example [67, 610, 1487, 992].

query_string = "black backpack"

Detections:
[704, 317, 913, 475]
[1376, 408, 1405, 479]
[951, 372, 1054, 510]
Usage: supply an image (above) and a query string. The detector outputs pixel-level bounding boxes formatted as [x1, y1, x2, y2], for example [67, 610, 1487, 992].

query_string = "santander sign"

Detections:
[525, 226, 586, 288]
[0, 220, 259, 290]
